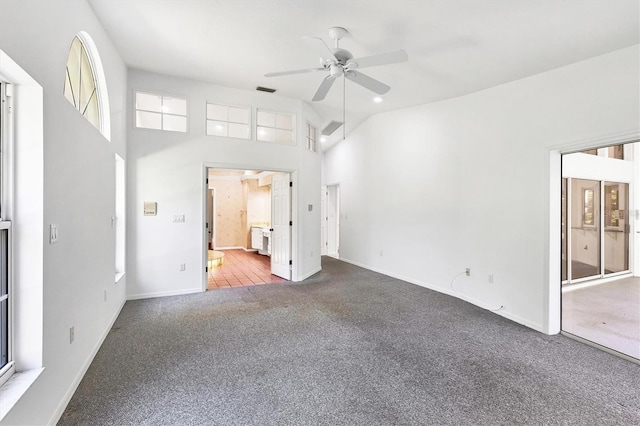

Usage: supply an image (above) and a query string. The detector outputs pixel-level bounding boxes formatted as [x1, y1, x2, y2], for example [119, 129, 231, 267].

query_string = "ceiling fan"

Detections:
[264, 27, 408, 102]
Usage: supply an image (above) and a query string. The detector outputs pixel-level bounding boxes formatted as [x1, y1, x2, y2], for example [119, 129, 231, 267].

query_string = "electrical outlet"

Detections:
[488, 273, 494, 284]
[179, 263, 186, 271]
[465, 268, 470, 276]
[69, 326, 75, 344]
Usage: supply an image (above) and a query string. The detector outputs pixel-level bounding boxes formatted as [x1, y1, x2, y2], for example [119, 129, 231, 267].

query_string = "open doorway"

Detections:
[321, 184, 340, 258]
[561, 142, 640, 361]
[206, 168, 292, 290]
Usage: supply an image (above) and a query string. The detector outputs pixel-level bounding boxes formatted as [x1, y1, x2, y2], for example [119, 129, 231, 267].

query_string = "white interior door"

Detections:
[207, 188, 215, 249]
[271, 173, 291, 279]
[327, 184, 339, 258]
[321, 186, 327, 256]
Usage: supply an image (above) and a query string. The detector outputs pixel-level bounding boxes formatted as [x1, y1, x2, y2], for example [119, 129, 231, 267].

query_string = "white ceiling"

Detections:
[88, 0, 639, 149]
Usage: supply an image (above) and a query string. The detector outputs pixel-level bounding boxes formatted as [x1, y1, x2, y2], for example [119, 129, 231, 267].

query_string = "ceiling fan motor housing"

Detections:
[333, 48, 353, 64]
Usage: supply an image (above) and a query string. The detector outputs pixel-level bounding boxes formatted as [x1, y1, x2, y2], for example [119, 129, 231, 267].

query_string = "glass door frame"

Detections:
[563, 177, 632, 286]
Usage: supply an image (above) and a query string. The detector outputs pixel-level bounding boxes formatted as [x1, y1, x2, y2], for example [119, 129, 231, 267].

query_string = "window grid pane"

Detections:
[228, 123, 250, 139]
[257, 110, 295, 145]
[162, 114, 188, 132]
[305, 123, 317, 152]
[136, 92, 163, 113]
[136, 111, 162, 130]
[206, 103, 250, 140]
[135, 92, 188, 133]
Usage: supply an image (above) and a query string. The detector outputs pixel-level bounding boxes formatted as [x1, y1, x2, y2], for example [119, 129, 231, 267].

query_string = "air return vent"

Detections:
[322, 121, 343, 136]
[256, 86, 276, 93]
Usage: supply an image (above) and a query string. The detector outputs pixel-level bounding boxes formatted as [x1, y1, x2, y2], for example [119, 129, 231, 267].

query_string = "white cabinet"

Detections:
[251, 227, 272, 256]
[251, 227, 264, 250]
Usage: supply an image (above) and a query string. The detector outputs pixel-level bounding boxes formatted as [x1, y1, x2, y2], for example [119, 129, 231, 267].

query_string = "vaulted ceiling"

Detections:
[88, 0, 639, 148]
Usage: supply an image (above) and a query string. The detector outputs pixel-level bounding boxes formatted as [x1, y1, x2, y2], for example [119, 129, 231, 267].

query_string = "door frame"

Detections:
[325, 183, 340, 258]
[563, 177, 632, 285]
[546, 131, 640, 335]
[201, 163, 298, 291]
[208, 188, 215, 249]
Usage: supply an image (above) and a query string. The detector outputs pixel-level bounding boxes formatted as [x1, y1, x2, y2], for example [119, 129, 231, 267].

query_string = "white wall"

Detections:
[0, 1, 128, 424]
[323, 46, 640, 334]
[127, 70, 322, 299]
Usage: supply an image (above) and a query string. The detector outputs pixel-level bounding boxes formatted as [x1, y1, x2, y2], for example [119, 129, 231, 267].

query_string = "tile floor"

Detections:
[562, 275, 640, 360]
[208, 249, 288, 290]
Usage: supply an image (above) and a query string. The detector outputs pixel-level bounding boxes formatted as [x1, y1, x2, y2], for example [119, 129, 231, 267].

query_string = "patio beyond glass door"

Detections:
[563, 178, 630, 284]
[603, 182, 629, 275]
[570, 179, 601, 281]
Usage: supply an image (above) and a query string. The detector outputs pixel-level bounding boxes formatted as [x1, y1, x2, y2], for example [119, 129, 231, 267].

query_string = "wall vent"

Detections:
[256, 86, 276, 93]
[322, 121, 343, 136]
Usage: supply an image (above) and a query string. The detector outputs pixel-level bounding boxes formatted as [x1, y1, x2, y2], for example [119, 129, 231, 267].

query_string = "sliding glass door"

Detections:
[562, 178, 629, 284]
[603, 182, 629, 275]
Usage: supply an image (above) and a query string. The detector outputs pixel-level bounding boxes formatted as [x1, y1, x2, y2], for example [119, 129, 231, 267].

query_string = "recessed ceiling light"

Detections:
[320, 137, 327, 143]
[373, 96, 383, 103]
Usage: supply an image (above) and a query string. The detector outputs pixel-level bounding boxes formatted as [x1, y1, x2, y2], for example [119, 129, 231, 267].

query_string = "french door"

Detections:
[562, 178, 630, 284]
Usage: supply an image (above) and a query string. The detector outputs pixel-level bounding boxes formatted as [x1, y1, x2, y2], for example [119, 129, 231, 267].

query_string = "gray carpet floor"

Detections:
[59, 257, 640, 425]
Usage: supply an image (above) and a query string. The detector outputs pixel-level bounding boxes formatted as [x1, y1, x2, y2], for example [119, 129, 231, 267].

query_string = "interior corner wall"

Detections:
[126, 70, 322, 299]
[0, 1, 128, 425]
[322, 45, 640, 333]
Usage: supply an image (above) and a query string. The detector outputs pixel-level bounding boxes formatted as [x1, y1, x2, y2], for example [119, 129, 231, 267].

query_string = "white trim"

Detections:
[297, 266, 321, 281]
[338, 256, 543, 332]
[202, 163, 299, 291]
[562, 272, 633, 292]
[561, 331, 640, 365]
[47, 298, 125, 425]
[0, 367, 44, 422]
[74, 32, 111, 141]
[0, 52, 44, 414]
[548, 129, 640, 335]
[127, 288, 202, 301]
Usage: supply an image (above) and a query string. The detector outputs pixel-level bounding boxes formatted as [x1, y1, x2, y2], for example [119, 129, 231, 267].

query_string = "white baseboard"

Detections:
[48, 297, 127, 425]
[127, 287, 202, 301]
[338, 257, 544, 333]
[296, 266, 321, 282]
[213, 246, 244, 250]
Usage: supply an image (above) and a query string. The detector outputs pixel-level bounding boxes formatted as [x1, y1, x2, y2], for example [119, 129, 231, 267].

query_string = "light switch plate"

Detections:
[50, 224, 58, 244]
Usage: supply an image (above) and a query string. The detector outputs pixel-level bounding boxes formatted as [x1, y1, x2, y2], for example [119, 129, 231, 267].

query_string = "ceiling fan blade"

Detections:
[345, 71, 390, 95]
[264, 67, 325, 78]
[303, 36, 337, 62]
[312, 75, 337, 102]
[346, 49, 408, 70]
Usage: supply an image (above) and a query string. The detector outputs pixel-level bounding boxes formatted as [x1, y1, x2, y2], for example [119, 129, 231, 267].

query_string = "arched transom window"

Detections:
[63, 32, 110, 139]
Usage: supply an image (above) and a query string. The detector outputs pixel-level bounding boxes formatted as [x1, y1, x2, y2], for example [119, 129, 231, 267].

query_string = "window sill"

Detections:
[0, 367, 44, 421]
